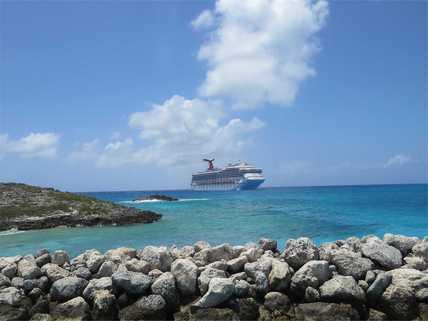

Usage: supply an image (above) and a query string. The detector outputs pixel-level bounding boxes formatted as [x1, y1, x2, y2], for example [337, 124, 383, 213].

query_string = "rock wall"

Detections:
[0, 234, 427, 321]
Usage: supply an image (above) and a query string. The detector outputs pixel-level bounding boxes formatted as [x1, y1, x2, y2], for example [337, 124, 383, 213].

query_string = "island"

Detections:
[133, 194, 178, 202]
[0, 183, 162, 231]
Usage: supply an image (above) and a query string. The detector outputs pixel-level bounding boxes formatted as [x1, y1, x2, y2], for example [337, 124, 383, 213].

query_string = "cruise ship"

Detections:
[191, 159, 265, 191]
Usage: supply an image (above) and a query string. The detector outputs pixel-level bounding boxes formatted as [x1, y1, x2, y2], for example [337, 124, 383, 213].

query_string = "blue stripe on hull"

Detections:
[239, 179, 265, 190]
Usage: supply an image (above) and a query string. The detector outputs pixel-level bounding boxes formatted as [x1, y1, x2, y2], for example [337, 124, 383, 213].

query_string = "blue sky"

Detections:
[1, 0, 426, 191]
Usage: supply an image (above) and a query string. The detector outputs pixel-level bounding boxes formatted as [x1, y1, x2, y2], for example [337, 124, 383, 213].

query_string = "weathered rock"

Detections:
[92, 290, 118, 320]
[404, 256, 428, 271]
[319, 275, 365, 303]
[282, 238, 319, 270]
[151, 272, 179, 310]
[259, 238, 278, 252]
[0, 273, 11, 287]
[264, 292, 291, 312]
[253, 271, 270, 295]
[73, 267, 92, 280]
[29, 296, 49, 316]
[0, 287, 30, 307]
[119, 294, 166, 321]
[419, 303, 428, 321]
[86, 253, 106, 273]
[367, 309, 388, 321]
[41, 263, 70, 282]
[82, 277, 113, 301]
[417, 288, 428, 302]
[195, 277, 235, 308]
[238, 298, 259, 320]
[187, 308, 239, 321]
[28, 287, 42, 302]
[198, 267, 227, 295]
[365, 270, 376, 284]
[11, 277, 24, 289]
[194, 244, 237, 266]
[50, 277, 88, 302]
[227, 256, 248, 274]
[331, 249, 374, 280]
[105, 247, 137, 261]
[138, 246, 173, 272]
[269, 259, 292, 292]
[290, 260, 331, 298]
[148, 268, 163, 279]
[412, 239, 428, 261]
[112, 270, 151, 295]
[208, 260, 228, 271]
[194, 240, 211, 252]
[367, 273, 392, 304]
[344, 236, 361, 252]
[294, 302, 360, 321]
[51, 250, 69, 267]
[35, 254, 51, 268]
[51, 296, 90, 320]
[171, 259, 198, 297]
[384, 234, 419, 255]
[0, 305, 28, 321]
[17, 259, 42, 280]
[2, 264, 17, 279]
[361, 238, 402, 270]
[96, 261, 117, 277]
[244, 258, 272, 279]
[125, 258, 151, 274]
[29, 313, 53, 321]
[234, 279, 251, 298]
[305, 286, 320, 302]
[318, 243, 339, 263]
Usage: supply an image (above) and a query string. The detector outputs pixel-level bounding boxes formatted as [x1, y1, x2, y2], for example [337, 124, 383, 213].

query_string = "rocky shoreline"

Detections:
[0, 234, 427, 321]
[0, 183, 161, 231]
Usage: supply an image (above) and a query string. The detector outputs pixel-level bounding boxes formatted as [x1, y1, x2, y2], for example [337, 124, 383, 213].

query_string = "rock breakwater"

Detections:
[0, 234, 427, 321]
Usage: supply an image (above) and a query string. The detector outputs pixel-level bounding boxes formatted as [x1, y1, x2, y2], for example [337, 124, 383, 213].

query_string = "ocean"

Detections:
[0, 184, 427, 257]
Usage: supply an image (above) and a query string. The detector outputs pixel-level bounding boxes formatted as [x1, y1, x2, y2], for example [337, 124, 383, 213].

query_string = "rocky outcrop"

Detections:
[0, 183, 161, 231]
[133, 194, 178, 202]
[0, 234, 427, 321]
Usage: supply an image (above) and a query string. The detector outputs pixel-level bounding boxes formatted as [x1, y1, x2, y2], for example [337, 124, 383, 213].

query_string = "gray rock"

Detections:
[331, 249, 374, 280]
[319, 275, 365, 303]
[29, 296, 49, 316]
[227, 256, 248, 274]
[208, 260, 228, 271]
[51, 250, 69, 267]
[269, 259, 292, 292]
[125, 258, 151, 273]
[73, 267, 92, 280]
[112, 270, 151, 295]
[282, 237, 320, 270]
[367, 309, 388, 321]
[82, 277, 113, 301]
[237, 298, 259, 321]
[29, 314, 53, 321]
[86, 253, 106, 273]
[11, 277, 24, 289]
[138, 246, 173, 272]
[358, 280, 369, 291]
[384, 234, 419, 255]
[17, 259, 42, 280]
[365, 270, 376, 284]
[290, 260, 331, 298]
[0, 273, 10, 287]
[403, 256, 428, 271]
[22, 279, 37, 293]
[171, 258, 198, 296]
[194, 240, 211, 252]
[151, 272, 179, 310]
[264, 291, 291, 312]
[416, 288, 428, 302]
[35, 254, 51, 268]
[244, 257, 272, 279]
[0, 287, 29, 307]
[411, 239, 428, 261]
[318, 243, 339, 263]
[344, 236, 361, 252]
[37, 276, 50, 292]
[41, 263, 70, 282]
[92, 290, 118, 320]
[148, 268, 163, 279]
[51, 296, 90, 320]
[361, 238, 402, 270]
[0, 305, 28, 321]
[294, 302, 360, 321]
[198, 267, 227, 295]
[367, 273, 392, 304]
[234, 279, 251, 298]
[253, 270, 270, 295]
[305, 286, 320, 302]
[259, 238, 278, 252]
[28, 287, 42, 302]
[195, 277, 235, 308]
[105, 247, 137, 261]
[119, 294, 166, 321]
[96, 261, 117, 277]
[194, 244, 237, 266]
[2, 264, 17, 279]
[50, 277, 88, 302]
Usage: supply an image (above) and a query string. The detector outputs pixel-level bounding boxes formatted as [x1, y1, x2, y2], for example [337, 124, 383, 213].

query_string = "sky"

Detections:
[0, 0, 427, 192]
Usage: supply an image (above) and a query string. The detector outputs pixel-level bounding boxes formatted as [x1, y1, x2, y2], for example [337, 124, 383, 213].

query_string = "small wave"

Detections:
[120, 198, 209, 204]
[0, 228, 25, 236]
[178, 198, 209, 202]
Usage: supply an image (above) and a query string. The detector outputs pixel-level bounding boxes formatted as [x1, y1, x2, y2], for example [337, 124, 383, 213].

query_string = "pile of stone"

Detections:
[0, 234, 427, 321]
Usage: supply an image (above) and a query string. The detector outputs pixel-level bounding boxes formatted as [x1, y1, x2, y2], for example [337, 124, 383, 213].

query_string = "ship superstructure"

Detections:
[191, 159, 265, 191]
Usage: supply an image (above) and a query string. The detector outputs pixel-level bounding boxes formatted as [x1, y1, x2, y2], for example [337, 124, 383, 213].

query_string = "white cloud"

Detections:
[191, 9, 215, 30]
[384, 154, 413, 168]
[193, 0, 328, 108]
[0, 132, 60, 159]
[70, 95, 264, 167]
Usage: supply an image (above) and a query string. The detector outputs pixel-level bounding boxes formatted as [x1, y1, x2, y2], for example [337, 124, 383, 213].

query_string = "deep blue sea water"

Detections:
[1, 184, 427, 257]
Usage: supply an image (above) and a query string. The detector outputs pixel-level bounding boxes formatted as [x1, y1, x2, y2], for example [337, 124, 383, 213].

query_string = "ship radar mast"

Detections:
[203, 158, 215, 170]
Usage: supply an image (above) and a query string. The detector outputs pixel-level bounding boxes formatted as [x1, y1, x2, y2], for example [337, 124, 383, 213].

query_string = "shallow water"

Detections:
[0, 184, 427, 257]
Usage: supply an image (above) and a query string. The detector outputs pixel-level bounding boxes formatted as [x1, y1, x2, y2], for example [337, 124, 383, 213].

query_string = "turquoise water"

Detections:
[1, 184, 427, 257]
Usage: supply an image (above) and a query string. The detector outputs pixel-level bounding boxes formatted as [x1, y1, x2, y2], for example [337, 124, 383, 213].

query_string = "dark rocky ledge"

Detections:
[134, 194, 179, 202]
[0, 234, 427, 321]
[0, 183, 161, 231]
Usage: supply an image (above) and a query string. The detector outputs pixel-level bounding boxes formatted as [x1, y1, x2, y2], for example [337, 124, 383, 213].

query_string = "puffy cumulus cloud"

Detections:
[384, 154, 413, 168]
[70, 95, 264, 167]
[193, 0, 329, 108]
[0, 132, 60, 159]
